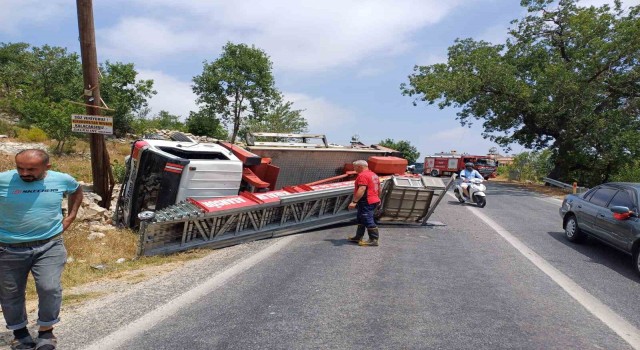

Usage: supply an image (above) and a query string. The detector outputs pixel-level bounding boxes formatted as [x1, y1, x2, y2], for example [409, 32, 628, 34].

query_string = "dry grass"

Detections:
[0, 137, 132, 182]
[24, 223, 210, 305]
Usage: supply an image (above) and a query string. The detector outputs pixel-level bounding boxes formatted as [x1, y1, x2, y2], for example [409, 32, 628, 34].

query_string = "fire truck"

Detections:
[424, 153, 497, 179]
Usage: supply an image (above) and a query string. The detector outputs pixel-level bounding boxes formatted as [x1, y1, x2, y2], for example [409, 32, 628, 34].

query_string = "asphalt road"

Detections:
[48, 182, 640, 349]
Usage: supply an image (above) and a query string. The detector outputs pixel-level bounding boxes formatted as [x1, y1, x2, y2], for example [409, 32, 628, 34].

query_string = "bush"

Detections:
[48, 137, 78, 155]
[611, 162, 640, 183]
[0, 119, 13, 136]
[16, 126, 48, 142]
[111, 159, 127, 184]
[503, 150, 553, 182]
[496, 166, 509, 177]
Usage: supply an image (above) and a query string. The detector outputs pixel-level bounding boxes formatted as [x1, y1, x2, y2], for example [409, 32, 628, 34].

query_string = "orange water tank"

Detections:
[367, 156, 408, 175]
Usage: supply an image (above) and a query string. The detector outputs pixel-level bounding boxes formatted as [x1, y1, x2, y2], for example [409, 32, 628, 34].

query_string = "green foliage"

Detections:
[99, 61, 156, 136]
[244, 97, 308, 137]
[0, 43, 156, 143]
[150, 110, 185, 131]
[129, 110, 186, 136]
[496, 165, 509, 177]
[111, 159, 127, 184]
[192, 42, 279, 143]
[611, 161, 640, 183]
[504, 150, 553, 182]
[0, 119, 13, 135]
[17, 126, 48, 142]
[402, 0, 640, 187]
[14, 97, 83, 152]
[378, 139, 420, 164]
[185, 110, 228, 139]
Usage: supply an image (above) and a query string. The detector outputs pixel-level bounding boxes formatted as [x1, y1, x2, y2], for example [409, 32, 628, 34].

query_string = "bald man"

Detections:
[0, 149, 83, 350]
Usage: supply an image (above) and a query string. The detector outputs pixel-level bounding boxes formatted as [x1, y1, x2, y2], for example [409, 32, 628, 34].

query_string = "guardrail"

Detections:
[542, 177, 588, 193]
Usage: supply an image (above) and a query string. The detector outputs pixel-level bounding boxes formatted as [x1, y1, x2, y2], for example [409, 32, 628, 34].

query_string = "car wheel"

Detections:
[633, 247, 640, 277]
[564, 215, 586, 243]
[430, 170, 439, 177]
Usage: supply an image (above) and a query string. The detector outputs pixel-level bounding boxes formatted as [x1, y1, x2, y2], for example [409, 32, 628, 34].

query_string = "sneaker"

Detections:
[346, 236, 362, 243]
[358, 239, 379, 247]
[10, 335, 36, 350]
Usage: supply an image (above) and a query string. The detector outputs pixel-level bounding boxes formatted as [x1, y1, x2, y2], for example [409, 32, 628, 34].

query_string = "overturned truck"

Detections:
[114, 133, 451, 256]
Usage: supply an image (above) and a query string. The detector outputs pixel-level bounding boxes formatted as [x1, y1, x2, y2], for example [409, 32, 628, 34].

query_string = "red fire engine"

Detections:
[424, 153, 497, 179]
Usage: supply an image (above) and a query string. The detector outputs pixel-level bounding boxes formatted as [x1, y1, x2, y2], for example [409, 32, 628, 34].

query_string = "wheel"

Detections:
[476, 196, 486, 208]
[633, 247, 640, 277]
[430, 170, 439, 177]
[564, 215, 587, 243]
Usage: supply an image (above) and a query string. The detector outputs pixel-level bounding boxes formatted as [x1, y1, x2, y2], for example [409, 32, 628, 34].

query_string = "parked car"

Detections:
[559, 183, 640, 276]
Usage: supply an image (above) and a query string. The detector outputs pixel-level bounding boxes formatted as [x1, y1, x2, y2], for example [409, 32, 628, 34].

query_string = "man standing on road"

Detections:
[0, 149, 83, 350]
[347, 160, 381, 246]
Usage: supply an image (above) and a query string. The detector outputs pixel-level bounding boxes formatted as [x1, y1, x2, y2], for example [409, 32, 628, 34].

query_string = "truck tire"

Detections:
[430, 170, 439, 177]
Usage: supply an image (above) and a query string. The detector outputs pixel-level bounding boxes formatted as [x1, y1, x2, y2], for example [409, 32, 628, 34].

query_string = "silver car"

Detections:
[559, 183, 640, 276]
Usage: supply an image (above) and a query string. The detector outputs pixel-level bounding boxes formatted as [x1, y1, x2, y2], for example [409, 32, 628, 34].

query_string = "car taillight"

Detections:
[613, 212, 631, 220]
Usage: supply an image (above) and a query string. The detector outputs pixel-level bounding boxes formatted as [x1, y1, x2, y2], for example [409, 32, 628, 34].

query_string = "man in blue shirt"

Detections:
[0, 149, 83, 350]
[459, 162, 484, 199]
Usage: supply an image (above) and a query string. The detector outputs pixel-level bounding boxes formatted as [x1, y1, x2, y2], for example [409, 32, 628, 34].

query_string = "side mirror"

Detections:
[610, 206, 634, 220]
[610, 206, 630, 214]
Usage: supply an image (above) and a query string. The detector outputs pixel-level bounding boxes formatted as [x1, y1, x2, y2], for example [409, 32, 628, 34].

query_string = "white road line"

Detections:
[448, 192, 640, 349]
[82, 235, 299, 350]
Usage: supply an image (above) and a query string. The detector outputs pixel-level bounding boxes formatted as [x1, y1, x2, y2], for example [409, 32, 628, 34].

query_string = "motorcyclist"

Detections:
[460, 162, 484, 199]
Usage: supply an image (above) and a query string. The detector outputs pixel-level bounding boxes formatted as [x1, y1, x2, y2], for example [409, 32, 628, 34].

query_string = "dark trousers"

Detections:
[356, 202, 378, 228]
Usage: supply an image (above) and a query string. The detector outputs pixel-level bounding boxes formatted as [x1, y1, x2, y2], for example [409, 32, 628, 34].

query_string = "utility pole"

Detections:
[76, 0, 113, 208]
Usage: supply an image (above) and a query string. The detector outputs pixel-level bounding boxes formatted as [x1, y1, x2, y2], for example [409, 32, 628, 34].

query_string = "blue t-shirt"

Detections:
[0, 170, 79, 243]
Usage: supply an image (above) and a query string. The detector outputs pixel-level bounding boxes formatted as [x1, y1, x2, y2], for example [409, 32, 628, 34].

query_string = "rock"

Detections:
[0, 135, 7, 139]
[87, 232, 106, 240]
[116, 258, 126, 264]
[83, 203, 107, 221]
[67, 256, 75, 263]
[0, 142, 47, 155]
[91, 264, 106, 270]
[91, 224, 113, 232]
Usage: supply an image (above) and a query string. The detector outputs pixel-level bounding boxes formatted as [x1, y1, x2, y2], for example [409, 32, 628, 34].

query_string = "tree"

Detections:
[99, 61, 156, 136]
[244, 96, 308, 136]
[0, 42, 35, 106]
[192, 42, 279, 143]
[402, 0, 640, 187]
[378, 138, 420, 164]
[185, 110, 228, 139]
[3, 44, 85, 151]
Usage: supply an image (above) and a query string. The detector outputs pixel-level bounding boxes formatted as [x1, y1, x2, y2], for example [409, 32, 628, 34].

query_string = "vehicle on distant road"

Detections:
[559, 183, 640, 275]
[424, 153, 497, 179]
[407, 162, 424, 175]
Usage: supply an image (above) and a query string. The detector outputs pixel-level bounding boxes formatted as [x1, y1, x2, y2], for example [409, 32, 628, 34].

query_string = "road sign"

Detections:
[71, 114, 113, 135]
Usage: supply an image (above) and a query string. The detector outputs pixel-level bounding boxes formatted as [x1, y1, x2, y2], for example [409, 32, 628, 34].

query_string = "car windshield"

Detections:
[475, 159, 496, 167]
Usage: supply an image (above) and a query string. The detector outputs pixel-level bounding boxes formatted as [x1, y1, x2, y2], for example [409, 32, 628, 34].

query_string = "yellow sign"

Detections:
[71, 114, 113, 135]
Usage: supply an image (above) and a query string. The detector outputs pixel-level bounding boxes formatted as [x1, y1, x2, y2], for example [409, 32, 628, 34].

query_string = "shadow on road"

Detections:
[323, 238, 354, 247]
[547, 231, 639, 282]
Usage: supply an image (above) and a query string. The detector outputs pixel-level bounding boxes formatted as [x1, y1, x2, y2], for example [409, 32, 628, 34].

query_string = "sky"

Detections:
[1, 0, 638, 159]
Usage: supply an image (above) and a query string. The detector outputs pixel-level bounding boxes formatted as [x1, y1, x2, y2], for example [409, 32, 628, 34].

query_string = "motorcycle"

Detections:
[453, 176, 487, 208]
